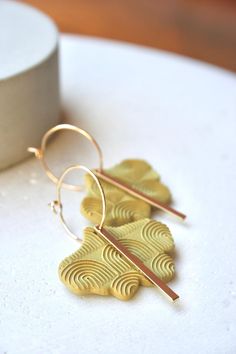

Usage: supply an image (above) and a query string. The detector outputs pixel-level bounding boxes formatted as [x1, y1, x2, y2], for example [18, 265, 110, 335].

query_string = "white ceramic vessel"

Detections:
[0, 0, 60, 170]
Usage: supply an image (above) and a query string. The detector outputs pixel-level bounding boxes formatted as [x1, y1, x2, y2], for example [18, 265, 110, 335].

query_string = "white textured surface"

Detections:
[0, 34, 236, 354]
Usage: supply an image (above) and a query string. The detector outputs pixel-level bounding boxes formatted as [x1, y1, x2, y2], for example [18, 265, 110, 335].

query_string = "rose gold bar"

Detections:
[94, 226, 179, 302]
[95, 169, 186, 221]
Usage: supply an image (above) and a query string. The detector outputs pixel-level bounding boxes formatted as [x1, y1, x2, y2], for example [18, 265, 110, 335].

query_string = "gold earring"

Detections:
[51, 164, 179, 302]
[28, 124, 186, 224]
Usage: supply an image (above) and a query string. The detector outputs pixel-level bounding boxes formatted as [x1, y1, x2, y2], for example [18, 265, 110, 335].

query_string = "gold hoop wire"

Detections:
[51, 164, 106, 241]
[28, 124, 103, 191]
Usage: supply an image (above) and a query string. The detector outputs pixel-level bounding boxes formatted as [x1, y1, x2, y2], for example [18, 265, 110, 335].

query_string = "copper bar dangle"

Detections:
[94, 225, 179, 302]
[95, 169, 186, 221]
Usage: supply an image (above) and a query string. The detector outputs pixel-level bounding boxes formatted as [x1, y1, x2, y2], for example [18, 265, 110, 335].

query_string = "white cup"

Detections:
[0, 0, 60, 170]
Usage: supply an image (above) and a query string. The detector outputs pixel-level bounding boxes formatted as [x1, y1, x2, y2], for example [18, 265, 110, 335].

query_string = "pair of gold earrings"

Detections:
[28, 124, 186, 302]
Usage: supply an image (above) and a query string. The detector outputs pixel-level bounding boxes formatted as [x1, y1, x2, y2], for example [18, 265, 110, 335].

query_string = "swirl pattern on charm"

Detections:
[119, 239, 154, 261]
[59, 218, 176, 300]
[141, 220, 174, 252]
[106, 159, 160, 183]
[151, 253, 175, 282]
[102, 244, 131, 274]
[81, 159, 171, 226]
[134, 180, 171, 203]
[60, 260, 116, 294]
[111, 272, 140, 300]
[112, 200, 150, 224]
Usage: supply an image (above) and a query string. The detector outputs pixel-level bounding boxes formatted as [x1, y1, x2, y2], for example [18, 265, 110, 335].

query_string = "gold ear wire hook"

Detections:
[48, 200, 62, 215]
[29, 123, 186, 221]
[27, 124, 104, 191]
[50, 164, 106, 242]
[53, 164, 179, 302]
[27, 147, 42, 159]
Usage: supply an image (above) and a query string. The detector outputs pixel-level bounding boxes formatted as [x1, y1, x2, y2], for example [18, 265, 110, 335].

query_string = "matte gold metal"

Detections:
[52, 164, 179, 302]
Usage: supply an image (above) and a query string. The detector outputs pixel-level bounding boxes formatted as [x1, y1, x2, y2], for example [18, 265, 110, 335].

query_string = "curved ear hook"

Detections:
[50, 164, 106, 242]
[28, 124, 104, 191]
[28, 124, 186, 221]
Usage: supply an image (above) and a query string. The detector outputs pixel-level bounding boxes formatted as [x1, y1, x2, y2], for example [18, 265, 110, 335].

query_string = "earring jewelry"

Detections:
[51, 164, 179, 302]
[28, 124, 186, 224]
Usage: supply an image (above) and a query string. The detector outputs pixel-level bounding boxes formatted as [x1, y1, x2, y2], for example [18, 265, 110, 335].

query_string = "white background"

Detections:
[0, 35, 236, 354]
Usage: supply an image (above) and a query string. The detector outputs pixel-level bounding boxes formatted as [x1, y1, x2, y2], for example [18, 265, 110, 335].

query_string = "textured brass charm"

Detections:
[59, 219, 175, 300]
[81, 159, 171, 226]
